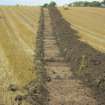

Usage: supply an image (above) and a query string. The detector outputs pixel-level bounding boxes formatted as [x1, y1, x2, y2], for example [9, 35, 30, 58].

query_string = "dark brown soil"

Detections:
[48, 7, 105, 105]
[42, 8, 100, 105]
[24, 7, 105, 105]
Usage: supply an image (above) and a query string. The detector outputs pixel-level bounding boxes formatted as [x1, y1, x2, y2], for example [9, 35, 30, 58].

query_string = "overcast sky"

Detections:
[0, 0, 102, 5]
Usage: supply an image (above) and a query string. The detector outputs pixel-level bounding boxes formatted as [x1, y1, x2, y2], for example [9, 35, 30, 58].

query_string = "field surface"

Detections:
[0, 6, 105, 105]
[59, 7, 105, 52]
[0, 6, 40, 105]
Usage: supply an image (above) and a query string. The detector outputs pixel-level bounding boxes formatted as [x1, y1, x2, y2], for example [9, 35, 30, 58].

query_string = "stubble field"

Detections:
[0, 6, 40, 105]
[59, 7, 105, 52]
[0, 6, 105, 105]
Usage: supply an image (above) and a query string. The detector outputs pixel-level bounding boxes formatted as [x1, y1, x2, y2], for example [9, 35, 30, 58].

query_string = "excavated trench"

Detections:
[40, 7, 98, 105]
[26, 7, 105, 105]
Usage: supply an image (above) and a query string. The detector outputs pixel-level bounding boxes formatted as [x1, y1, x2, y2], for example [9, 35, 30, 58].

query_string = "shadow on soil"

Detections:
[49, 7, 105, 105]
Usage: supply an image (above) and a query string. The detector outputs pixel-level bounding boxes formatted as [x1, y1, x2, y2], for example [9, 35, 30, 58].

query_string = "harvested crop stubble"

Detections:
[0, 6, 40, 105]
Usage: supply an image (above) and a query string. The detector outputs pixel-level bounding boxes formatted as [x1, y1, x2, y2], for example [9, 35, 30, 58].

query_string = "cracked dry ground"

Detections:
[43, 8, 97, 105]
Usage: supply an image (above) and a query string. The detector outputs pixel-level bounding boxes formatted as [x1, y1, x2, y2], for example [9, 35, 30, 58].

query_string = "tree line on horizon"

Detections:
[42, 1, 56, 8]
[69, 0, 105, 7]
[42, 0, 105, 7]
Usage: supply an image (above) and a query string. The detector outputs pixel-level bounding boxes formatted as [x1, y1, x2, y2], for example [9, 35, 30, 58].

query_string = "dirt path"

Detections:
[43, 8, 97, 105]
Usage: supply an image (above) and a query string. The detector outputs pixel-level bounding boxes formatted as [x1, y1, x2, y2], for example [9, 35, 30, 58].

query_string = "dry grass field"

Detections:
[59, 7, 105, 53]
[0, 6, 40, 105]
[49, 7, 105, 105]
[0, 6, 105, 105]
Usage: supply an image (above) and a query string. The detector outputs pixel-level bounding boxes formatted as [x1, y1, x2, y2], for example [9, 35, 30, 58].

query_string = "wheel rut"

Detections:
[43, 8, 97, 105]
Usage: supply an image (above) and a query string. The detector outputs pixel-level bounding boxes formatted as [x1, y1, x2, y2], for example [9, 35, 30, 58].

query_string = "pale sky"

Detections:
[0, 0, 102, 5]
